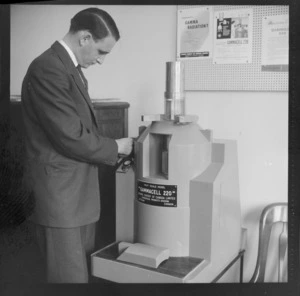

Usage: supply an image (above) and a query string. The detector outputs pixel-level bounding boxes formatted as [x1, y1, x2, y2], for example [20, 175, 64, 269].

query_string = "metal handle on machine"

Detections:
[116, 137, 138, 173]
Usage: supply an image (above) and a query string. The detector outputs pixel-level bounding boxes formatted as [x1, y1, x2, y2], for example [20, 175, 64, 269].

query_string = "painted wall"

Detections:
[10, 5, 288, 282]
[186, 91, 288, 281]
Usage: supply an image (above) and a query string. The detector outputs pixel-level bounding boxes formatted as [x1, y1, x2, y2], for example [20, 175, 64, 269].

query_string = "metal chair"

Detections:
[250, 202, 288, 282]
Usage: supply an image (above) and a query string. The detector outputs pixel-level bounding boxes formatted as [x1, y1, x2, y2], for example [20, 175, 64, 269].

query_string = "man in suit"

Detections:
[21, 8, 133, 283]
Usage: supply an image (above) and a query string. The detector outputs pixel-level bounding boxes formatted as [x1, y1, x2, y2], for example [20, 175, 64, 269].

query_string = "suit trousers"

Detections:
[32, 221, 96, 283]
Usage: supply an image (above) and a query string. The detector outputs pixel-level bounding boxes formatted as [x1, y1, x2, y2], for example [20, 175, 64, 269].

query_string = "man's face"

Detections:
[78, 34, 116, 68]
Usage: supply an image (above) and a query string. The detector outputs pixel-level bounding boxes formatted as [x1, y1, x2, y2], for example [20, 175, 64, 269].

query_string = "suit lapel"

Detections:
[51, 41, 99, 128]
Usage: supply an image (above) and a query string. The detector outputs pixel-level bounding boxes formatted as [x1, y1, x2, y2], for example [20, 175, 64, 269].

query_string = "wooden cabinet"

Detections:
[93, 101, 129, 139]
[92, 101, 129, 249]
[4, 100, 32, 227]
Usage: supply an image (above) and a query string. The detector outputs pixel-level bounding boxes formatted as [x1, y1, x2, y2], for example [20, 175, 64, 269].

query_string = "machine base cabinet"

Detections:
[91, 129, 246, 283]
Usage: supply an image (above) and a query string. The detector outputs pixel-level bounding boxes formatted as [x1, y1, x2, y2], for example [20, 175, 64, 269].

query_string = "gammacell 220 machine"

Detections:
[91, 61, 245, 283]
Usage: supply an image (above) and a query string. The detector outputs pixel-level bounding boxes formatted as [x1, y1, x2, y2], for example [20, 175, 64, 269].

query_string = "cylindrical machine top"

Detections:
[165, 61, 185, 95]
[164, 61, 185, 119]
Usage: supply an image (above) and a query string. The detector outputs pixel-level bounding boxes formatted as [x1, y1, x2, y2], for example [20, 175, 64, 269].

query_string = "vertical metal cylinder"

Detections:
[164, 61, 185, 120]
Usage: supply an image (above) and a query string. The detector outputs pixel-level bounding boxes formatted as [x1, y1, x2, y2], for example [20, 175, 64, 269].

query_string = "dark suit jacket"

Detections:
[21, 41, 118, 228]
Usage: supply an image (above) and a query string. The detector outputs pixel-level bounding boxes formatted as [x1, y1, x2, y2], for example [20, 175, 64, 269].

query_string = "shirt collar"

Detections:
[59, 40, 78, 67]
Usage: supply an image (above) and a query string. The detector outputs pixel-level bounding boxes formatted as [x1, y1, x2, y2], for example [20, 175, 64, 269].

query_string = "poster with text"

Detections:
[261, 14, 289, 72]
[213, 8, 253, 64]
[177, 7, 213, 59]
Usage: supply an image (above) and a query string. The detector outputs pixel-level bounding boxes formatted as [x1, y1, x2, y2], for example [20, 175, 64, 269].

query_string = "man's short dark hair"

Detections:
[70, 8, 120, 41]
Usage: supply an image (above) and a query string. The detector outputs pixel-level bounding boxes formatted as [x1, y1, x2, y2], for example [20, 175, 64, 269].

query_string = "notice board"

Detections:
[178, 5, 289, 91]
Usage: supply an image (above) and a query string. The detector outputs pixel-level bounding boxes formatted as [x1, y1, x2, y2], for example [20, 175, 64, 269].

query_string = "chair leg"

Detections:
[278, 222, 288, 282]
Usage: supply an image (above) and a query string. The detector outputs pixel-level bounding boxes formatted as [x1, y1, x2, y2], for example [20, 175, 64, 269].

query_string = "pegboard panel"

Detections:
[178, 5, 289, 91]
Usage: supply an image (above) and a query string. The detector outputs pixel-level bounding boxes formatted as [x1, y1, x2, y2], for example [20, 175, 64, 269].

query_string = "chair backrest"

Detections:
[250, 202, 288, 283]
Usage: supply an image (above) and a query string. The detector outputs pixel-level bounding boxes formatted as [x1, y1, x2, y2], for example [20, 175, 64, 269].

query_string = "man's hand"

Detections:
[115, 138, 133, 156]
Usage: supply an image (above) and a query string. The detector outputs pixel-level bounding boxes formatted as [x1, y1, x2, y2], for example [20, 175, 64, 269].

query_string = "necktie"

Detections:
[76, 65, 88, 90]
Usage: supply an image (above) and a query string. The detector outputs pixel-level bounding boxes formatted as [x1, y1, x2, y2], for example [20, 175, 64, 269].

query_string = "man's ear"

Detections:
[79, 31, 92, 46]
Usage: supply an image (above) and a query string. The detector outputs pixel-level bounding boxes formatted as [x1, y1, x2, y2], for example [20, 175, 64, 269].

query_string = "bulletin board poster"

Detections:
[177, 7, 213, 60]
[261, 14, 289, 72]
[213, 8, 253, 64]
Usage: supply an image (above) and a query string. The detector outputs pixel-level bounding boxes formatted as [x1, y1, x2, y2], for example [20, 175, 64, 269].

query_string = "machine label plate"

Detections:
[137, 180, 177, 207]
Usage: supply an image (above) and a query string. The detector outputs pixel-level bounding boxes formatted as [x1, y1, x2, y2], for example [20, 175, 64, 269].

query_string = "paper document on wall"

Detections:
[261, 14, 289, 72]
[177, 7, 213, 60]
[213, 8, 253, 64]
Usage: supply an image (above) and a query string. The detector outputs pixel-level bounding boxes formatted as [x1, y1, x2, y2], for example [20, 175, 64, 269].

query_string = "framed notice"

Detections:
[213, 8, 253, 64]
[177, 7, 213, 60]
[261, 14, 289, 72]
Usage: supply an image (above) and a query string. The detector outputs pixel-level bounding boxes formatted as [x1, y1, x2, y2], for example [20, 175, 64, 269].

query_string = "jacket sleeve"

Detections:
[26, 60, 118, 166]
